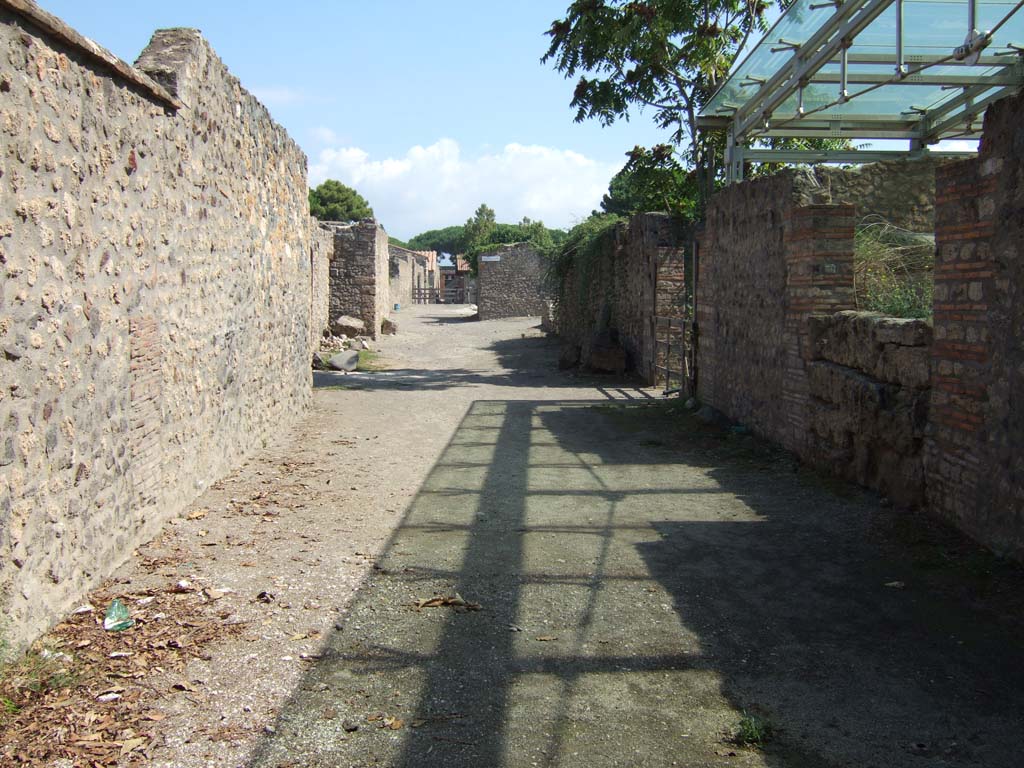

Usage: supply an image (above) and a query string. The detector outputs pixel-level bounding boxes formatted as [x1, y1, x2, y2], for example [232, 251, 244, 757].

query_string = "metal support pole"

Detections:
[725, 130, 736, 184]
[896, 0, 907, 77]
[840, 42, 850, 100]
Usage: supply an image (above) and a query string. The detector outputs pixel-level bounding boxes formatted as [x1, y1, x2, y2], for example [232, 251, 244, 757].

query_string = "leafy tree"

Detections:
[406, 216, 568, 272]
[462, 204, 497, 251]
[543, 0, 774, 205]
[601, 144, 699, 220]
[406, 225, 466, 255]
[309, 180, 373, 222]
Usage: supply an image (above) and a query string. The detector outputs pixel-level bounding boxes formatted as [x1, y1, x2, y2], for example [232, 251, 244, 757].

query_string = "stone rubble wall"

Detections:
[555, 213, 689, 384]
[477, 243, 547, 320]
[924, 91, 1024, 560]
[328, 220, 390, 339]
[696, 101, 1023, 560]
[809, 157, 942, 233]
[806, 312, 932, 507]
[0, 5, 325, 649]
[697, 173, 857, 452]
[389, 244, 435, 306]
[310, 221, 333, 348]
[389, 246, 415, 308]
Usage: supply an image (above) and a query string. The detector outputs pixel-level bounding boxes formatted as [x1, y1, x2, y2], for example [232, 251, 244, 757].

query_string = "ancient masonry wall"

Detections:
[310, 221, 333, 348]
[389, 246, 414, 308]
[328, 220, 390, 339]
[389, 244, 434, 306]
[924, 91, 1024, 560]
[806, 312, 932, 507]
[697, 173, 857, 453]
[477, 243, 547, 320]
[810, 157, 941, 233]
[555, 213, 688, 384]
[696, 107, 1023, 559]
[0, 4, 325, 648]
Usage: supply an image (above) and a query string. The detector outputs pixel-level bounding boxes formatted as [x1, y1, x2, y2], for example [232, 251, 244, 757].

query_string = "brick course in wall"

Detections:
[694, 100, 1022, 560]
[0, 5, 326, 648]
[555, 213, 689, 384]
[924, 91, 1024, 560]
[697, 175, 857, 452]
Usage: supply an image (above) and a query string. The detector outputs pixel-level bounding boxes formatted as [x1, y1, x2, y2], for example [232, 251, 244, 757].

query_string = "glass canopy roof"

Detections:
[698, 0, 1024, 181]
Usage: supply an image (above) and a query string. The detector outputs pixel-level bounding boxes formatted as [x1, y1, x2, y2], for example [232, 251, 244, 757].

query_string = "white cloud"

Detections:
[309, 138, 622, 239]
[251, 87, 335, 108]
[934, 139, 979, 153]
[311, 126, 342, 145]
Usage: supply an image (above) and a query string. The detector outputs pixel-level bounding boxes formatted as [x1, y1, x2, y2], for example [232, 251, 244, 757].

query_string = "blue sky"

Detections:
[41, 1, 669, 239]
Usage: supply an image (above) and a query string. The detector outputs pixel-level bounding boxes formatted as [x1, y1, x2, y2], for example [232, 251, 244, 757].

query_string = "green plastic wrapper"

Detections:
[103, 598, 135, 631]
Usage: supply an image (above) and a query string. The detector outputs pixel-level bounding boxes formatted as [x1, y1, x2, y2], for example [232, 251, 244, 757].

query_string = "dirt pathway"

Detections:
[21, 305, 1024, 768]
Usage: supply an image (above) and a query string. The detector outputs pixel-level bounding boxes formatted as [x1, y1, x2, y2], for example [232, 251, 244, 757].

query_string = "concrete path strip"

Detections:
[242, 306, 1023, 768]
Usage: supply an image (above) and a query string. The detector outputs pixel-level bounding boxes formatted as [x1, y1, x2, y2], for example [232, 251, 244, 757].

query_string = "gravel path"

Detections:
[107, 305, 1023, 768]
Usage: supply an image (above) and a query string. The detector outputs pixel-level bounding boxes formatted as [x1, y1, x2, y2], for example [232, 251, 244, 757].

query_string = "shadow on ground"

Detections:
[247, 400, 1024, 768]
[314, 335, 652, 398]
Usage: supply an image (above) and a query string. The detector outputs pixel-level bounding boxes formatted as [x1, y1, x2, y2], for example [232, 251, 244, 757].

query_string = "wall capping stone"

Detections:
[0, 0, 182, 109]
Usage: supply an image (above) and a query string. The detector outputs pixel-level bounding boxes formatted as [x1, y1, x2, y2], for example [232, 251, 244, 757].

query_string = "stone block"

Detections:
[328, 350, 359, 372]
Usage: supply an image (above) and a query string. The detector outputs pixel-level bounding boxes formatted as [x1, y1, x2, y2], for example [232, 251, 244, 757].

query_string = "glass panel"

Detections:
[701, 0, 1024, 127]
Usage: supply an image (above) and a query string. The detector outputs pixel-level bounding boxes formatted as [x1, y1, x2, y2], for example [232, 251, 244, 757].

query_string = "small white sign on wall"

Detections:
[480, 255, 501, 262]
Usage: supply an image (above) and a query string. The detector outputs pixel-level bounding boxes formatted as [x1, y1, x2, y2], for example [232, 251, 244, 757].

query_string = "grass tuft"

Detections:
[854, 216, 934, 319]
[736, 711, 774, 746]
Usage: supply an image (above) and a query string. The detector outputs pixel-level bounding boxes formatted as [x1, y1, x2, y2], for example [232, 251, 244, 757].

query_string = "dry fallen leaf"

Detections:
[120, 737, 147, 756]
[535, 635, 558, 642]
[414, 593, 481, 611]
[187, 510, 207, 520]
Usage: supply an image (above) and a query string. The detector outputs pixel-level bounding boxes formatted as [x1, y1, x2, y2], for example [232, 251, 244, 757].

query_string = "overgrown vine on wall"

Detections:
[545, 214, 623, 305]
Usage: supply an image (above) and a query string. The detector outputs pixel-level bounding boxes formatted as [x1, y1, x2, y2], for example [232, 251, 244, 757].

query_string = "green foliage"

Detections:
[406, 225, 466, 255]
[854, 217, 934, 319]
[356, 350, 387, 372]
[0, 645, 83, 706]
[388, 235, 410, 249]
[736, 712, 774, 746]
[601, 145, 699, 219]
[463, 203, 497, 251]
[543, 0, 776, 203]
[406, 213, 568, 273]
[546, 213, 623, 299]
[309, 180, 373, 222]
[544, 2, 853, 205]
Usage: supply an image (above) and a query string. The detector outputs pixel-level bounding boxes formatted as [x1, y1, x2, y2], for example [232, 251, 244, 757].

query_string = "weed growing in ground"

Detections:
[854, 216, 934, 319]
[0, 642, 84, 721]
[357, 350, 386, 372]
[735, 711, 774, 746]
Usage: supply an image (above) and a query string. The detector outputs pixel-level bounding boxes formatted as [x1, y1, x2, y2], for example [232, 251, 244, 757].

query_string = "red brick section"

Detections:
[780, 204, 856, 453]
[128, 316, 162, 506]
[654, 245, 688, 388]
[696, 181, 855, 455]
[925, 91, 1023, 559]
[929, 157, 991, 518]
[927, 159, 993, 534]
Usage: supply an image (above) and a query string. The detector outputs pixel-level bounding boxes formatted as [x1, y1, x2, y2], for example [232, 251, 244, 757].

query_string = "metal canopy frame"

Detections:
[698, 0, 1024, 182]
